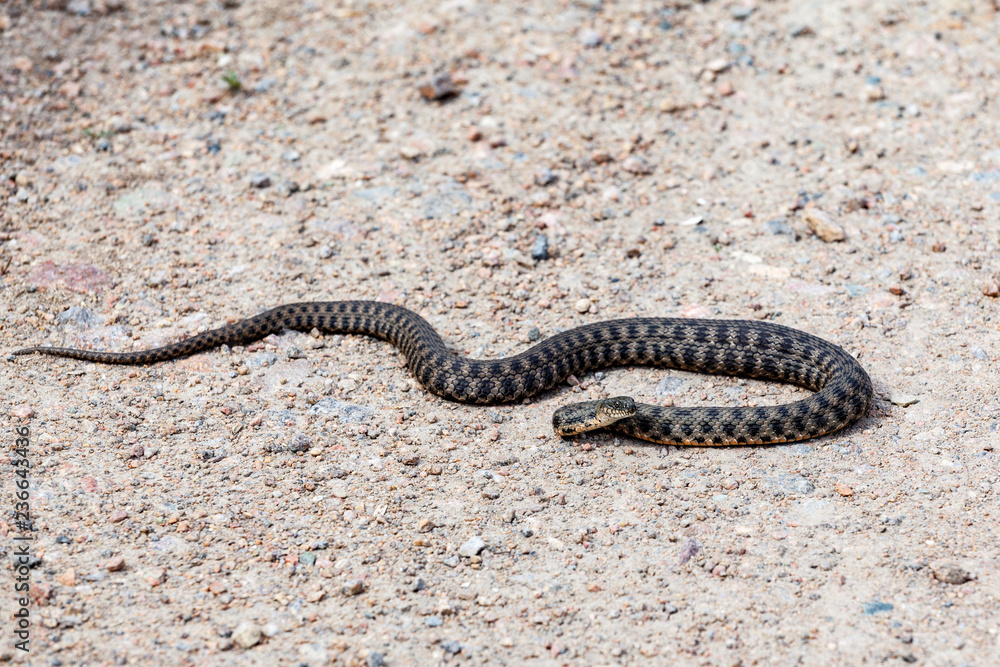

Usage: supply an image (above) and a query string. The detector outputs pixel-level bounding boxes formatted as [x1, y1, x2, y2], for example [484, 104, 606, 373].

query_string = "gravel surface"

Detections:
[2, 1, 999, 665]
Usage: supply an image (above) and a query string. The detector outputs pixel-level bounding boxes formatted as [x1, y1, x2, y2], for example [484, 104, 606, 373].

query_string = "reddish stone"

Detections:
[28, 261, 113, 294]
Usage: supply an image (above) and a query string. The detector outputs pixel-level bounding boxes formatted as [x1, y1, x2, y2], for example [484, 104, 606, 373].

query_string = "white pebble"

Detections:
[890, 393, 918, 407]
[459, 536, 487, 557]
[231, 622, 262, 649]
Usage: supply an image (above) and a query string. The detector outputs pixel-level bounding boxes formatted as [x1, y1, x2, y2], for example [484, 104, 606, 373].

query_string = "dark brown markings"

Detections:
[14, 305, 872, 446]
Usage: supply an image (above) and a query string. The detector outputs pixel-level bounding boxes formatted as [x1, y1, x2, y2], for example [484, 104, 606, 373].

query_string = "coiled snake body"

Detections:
[14, 301, 872, 445]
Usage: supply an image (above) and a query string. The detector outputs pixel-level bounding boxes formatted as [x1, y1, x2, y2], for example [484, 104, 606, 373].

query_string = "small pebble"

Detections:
[574, 298, 591, 314]
[531, 234, 549, 260]
[579, 29, 603, 48]
[862, 600, 893, 615]
[341, 579, 366, 596]
[419, 72, 458, 100]
[144, 568, 167, 587]
[534, 167, 556, 186]
[766, 219, 795, 236]
[67, 0, 91, 17]
[622, 155, 653, 175]
[931, 560, 971, 585]
[890, 393, 919, 407]
[249, 174, 271, 189]
[399, 144, 425, 160]
[458, 536, 486, 557]
[706, 58, 730, 74]
[231, 622, 262, 649]
[864, 85, 887, 102]
[10, 405, 34, 419]
[676, 538, 701, 566]
[803, 207, 845, 242]
[276, 181, 299, 197]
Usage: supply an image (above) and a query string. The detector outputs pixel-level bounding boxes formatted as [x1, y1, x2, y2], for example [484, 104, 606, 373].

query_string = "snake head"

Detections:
[552, 395, 638, 436]
[597, 396, 637, 422]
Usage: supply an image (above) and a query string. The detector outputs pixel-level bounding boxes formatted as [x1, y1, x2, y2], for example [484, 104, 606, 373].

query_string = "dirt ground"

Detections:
[2, 0, 999, 665]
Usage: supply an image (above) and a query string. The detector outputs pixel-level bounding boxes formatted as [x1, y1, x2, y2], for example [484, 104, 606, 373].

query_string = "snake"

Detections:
[13, 301, 872, 445]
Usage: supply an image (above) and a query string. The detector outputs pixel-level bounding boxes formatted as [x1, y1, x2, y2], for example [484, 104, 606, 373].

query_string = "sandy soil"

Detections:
[2, 0, 999, 664]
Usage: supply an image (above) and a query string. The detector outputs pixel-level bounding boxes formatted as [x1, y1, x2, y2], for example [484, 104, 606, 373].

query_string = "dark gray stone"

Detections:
[531, 234, 549, 260]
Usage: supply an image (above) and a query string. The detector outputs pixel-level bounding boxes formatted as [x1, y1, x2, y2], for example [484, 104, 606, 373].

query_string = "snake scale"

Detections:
[14, 301, 873, 445]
